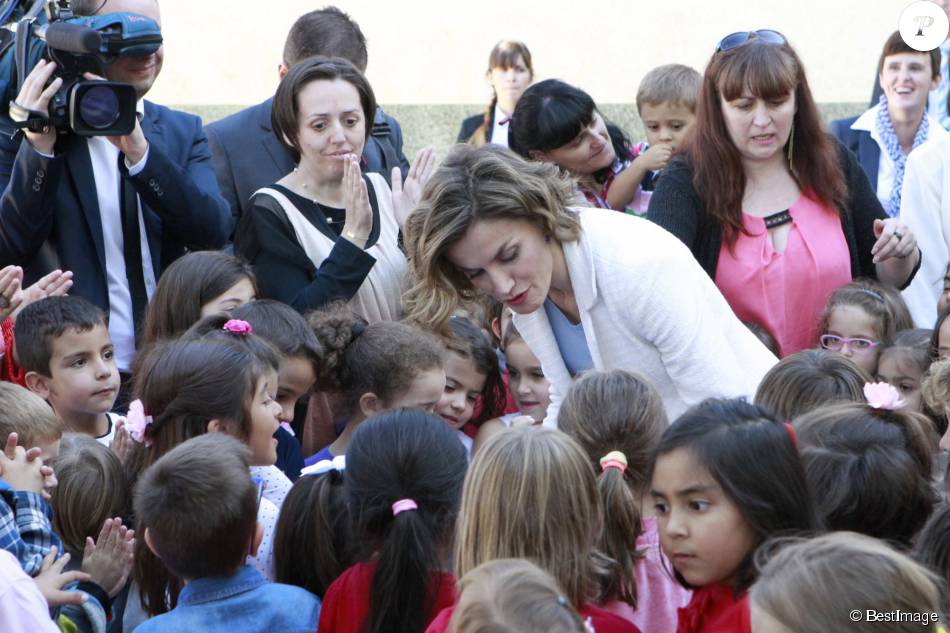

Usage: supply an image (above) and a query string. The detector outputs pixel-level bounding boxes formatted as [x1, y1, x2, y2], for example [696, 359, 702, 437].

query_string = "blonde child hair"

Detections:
[455, 426, 613, 607]
[447, 559, 588, 633]
[51, 434, 129, 558]
[751, 532, 943, 633]
[558, 369, 666, 607]
[921, 358, 950, 458]
[0, 382, 63, 449]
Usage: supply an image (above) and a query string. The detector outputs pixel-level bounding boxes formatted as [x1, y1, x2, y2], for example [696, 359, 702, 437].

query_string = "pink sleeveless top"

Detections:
[715, 194, 851, 358]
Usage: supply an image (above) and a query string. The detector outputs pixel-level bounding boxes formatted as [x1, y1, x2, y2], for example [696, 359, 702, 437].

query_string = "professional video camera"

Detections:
[0, 0, 162, 136]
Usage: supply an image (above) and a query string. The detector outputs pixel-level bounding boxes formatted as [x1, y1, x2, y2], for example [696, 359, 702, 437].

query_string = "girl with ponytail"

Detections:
[317, 408, 467, 633]
[559, 369, 690, 632]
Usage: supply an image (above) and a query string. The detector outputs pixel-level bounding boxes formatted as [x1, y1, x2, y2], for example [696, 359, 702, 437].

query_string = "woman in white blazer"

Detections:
[404, 145, 776, 425]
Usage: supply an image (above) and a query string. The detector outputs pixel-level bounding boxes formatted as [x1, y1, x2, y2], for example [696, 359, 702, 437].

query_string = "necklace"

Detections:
[290, 167, 345, 226]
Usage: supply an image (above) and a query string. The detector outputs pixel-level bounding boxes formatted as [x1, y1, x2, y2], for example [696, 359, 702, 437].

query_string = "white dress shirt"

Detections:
[87, 100, 155, 371]
[489, 103, 510, 147]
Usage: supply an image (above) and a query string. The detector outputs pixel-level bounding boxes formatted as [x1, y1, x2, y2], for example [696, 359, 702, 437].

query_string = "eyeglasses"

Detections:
[819, 334, 879, 352]
[716, 30, 786, 52]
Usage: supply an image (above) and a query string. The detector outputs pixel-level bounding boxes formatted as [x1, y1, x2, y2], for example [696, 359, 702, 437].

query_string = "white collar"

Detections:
[850, 104, 879, 132]
[493, 103, 509, 127]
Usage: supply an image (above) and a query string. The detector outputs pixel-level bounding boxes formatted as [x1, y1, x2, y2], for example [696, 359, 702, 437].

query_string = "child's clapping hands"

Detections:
[0, 432, 57, 498]
[81, 517, 135, 597]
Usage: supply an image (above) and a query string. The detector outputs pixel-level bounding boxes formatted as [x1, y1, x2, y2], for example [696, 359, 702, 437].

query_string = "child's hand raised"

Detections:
[635, 143, 674, 172]
[0, 432, 55, 497]
[82, 517, 135, 598]
[33, 546, 91, 607]
[109, 419, 133, 466]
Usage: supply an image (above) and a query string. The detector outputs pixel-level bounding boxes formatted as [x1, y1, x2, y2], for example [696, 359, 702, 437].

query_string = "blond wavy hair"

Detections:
[403, 144, 581, 334]
[922, 358, 950, 414]
[751, 532, 943, 633]
[454, 426, 612, 607]
[448, 559, 588, 633]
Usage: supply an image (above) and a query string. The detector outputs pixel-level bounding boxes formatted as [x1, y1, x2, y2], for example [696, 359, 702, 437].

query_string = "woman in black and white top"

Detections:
[235, 57, 434, 321]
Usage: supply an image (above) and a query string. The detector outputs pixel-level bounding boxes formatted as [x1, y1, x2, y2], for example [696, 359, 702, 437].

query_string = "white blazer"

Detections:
[512, 208, 778, 426]
[899, 134, 950, 328]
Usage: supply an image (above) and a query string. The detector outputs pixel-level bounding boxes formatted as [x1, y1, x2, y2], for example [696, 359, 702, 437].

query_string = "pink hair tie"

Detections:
[392, 499, 418, 516]
[783, 422, 798, 448]
[599, 450, 628, 474]
[223, 319, 253, 335]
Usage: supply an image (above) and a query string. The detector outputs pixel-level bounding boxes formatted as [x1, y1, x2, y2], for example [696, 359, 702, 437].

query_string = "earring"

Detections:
[786, 119, 795, 173]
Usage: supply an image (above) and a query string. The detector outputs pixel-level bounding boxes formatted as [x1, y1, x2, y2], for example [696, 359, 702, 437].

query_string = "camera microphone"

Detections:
[38, 23, 102, 54]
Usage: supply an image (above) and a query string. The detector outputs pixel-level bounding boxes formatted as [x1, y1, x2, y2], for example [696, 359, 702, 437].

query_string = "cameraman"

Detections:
[0, 0, 231, 385]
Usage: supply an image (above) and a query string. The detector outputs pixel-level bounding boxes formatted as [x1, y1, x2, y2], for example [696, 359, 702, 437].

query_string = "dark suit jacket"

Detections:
[830, 115, 880, 193]
[458, 111, 492, 144]
[0, 101, 232, 310]
[205, 97, 409, 221]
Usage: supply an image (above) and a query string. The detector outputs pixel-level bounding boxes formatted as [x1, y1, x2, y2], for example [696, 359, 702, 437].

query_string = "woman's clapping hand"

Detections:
[392, 147, 437, 227]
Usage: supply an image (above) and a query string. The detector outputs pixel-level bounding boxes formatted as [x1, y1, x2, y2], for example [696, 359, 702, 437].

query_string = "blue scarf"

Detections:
[875, 94, 930, 217]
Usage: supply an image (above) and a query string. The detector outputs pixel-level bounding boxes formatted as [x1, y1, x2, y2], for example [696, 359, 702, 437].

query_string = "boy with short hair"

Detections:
[627, 63, 702, 213]
[16, 297, 121, 445]
[134, 433, 321, 633]
[0, 382, 63, 576]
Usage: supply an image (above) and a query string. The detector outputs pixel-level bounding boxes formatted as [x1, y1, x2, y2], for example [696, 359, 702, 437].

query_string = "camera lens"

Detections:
[78, 85, 120, 129]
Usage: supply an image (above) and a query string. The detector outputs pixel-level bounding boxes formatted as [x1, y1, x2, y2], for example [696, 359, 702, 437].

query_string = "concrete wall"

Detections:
[152, 0, 908, 156]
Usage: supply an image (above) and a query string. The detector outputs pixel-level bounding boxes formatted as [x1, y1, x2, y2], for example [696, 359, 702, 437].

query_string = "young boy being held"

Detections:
[625, 64, 701, 214]
[16, 297, 121, 445]
[134, 433, 321, 633]
[0, 383, 63, 576]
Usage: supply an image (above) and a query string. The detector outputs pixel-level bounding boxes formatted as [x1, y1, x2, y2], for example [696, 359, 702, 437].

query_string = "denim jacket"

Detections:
[134, 565, 320, 633]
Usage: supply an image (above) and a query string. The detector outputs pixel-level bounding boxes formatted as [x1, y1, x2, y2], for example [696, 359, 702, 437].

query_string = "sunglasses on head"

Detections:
[717, 30, 786, 52]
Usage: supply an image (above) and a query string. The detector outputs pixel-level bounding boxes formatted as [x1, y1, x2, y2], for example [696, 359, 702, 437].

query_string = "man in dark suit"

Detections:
[205, 6, 410, 223]
[0, 0, 231, 377]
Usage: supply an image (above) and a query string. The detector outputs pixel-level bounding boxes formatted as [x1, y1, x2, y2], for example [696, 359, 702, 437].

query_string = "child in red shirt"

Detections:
[317, 409, 468, 633]
[648, 399, 818, 633]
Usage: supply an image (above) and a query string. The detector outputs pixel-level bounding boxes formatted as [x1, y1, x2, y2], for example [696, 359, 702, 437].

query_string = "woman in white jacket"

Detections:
[403, 145, 776, 425]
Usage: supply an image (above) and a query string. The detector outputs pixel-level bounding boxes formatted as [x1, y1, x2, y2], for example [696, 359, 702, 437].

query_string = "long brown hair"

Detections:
[686, 35, 846, 245]
[558, 370, 667, 608]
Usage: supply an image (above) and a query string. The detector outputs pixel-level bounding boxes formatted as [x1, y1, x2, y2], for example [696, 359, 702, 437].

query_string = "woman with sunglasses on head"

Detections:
[647, 30, 920, 360]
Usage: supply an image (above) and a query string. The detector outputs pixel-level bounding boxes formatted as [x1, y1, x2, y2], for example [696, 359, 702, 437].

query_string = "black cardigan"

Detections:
[645, 139, 919, 289]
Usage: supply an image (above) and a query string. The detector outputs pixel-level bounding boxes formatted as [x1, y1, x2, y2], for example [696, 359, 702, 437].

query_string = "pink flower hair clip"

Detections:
[222, 319, 253, 335]
[863, 381, 905, 411]
[125, 399, 153, 447]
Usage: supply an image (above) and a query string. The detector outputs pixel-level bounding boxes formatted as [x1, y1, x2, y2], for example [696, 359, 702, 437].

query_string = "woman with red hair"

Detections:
[647, 30, 920, 358]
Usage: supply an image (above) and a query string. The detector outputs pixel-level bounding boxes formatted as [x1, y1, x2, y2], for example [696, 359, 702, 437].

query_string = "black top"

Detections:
[233, 178, 381, 312]
[457, 111, 493, 144]
[645, 138, 919, 290]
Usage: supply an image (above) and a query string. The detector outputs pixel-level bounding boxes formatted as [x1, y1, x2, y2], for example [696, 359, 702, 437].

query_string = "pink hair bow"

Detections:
[125, 399, 153, 447]
[223, 319, 253, 335]
[863, 381, 905, 410]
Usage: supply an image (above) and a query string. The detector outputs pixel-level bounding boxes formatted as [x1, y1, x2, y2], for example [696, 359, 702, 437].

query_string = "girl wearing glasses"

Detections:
[817, 281, 898, 376]
[647, 30, 920, 360]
